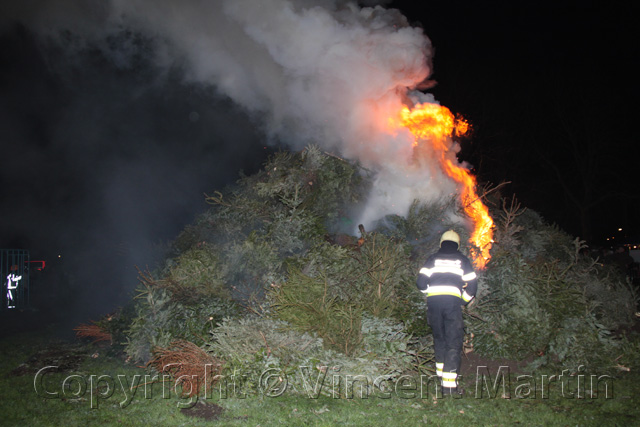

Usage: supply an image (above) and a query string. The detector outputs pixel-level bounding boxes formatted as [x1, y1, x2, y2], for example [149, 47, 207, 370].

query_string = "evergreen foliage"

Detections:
[122, 144, 639, 380]
[466, 199, 637, 369]
[124, 270, 236, 362]
[163, 245, 230, 303]
[207, 315, 420, 396]
[269, 232, 418, 356]
[125, 146, 368, 361]
[271, 268, 364, 355]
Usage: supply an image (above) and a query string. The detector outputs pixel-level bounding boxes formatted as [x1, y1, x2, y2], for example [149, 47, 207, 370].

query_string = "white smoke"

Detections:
[4, 0, 464, 231]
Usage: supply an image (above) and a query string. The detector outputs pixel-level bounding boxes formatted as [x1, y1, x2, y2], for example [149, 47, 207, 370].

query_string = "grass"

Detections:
[1, 329, 639, 426]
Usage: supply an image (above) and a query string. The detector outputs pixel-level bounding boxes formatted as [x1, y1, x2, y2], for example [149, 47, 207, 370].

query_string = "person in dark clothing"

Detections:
[417, 230, 478, 396]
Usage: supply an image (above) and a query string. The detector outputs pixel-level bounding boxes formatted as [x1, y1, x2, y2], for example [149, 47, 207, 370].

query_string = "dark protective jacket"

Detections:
[416, 241, 477, 304]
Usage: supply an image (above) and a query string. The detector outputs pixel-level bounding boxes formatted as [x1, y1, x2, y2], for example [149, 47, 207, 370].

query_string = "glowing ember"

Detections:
[397, 102, 493, 268]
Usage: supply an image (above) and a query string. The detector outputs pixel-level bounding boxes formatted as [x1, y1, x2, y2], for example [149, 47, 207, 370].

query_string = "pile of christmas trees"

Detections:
[120, 146, 638, 393]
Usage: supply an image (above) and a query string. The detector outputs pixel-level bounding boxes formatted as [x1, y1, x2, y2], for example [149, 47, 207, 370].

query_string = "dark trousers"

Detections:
[427, 298, 463, 385]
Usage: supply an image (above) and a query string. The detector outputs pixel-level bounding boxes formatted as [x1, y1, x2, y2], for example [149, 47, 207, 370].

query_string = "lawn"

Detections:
[1, 328, 638, 426]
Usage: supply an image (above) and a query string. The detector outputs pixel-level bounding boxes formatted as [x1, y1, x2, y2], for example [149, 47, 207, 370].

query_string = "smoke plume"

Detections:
[5, 0, 464, 223]
[1, 0, 469, 320]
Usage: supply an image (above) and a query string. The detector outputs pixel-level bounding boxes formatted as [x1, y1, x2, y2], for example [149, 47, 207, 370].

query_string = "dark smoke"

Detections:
[0, 0, 450, 328]
[0, 23, 269, 325]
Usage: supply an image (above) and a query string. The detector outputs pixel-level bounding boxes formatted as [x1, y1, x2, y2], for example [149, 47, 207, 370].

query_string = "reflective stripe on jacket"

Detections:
[416, 247, 477, 303]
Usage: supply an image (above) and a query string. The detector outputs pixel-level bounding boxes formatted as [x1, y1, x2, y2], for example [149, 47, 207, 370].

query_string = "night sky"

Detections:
[391, 0, 637, 243]
[0, 0, 636, 321]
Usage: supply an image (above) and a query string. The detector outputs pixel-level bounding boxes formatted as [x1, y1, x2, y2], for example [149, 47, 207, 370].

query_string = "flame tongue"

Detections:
[398, 102, 493, 268]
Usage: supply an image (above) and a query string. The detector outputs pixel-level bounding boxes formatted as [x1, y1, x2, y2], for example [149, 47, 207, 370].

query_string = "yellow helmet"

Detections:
[440, 230, 460, 246]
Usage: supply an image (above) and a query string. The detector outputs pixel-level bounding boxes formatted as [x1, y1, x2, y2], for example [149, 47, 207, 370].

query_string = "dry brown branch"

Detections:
[479, 181, 511, 205]
[147, 340, 224, 397]
[135, 266, 205, 306]
[323, 151, 348, 163]
[73, 322, 112, 344]
[259, 330, 271, 357]
[463, 181, 511, 209]
[501, 196, 527, 231]
[204, 190, 234, 207]
[135, 266, 158, 292]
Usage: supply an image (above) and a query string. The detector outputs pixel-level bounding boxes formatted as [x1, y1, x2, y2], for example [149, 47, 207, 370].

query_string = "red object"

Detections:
[26, 260, 46, 271]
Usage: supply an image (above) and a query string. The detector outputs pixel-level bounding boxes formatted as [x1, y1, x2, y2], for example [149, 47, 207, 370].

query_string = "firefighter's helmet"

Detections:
[440, 230, 460, 246]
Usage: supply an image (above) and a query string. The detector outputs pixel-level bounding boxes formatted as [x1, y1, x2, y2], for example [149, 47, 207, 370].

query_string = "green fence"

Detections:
[1, 249, 30, 310]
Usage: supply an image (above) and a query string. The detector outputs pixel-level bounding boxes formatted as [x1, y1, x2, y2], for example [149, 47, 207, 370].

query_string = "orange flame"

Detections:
[397, 103, 493, 268]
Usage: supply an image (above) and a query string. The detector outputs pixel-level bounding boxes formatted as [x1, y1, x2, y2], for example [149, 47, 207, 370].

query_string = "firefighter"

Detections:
[417, 230, 477, 396]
